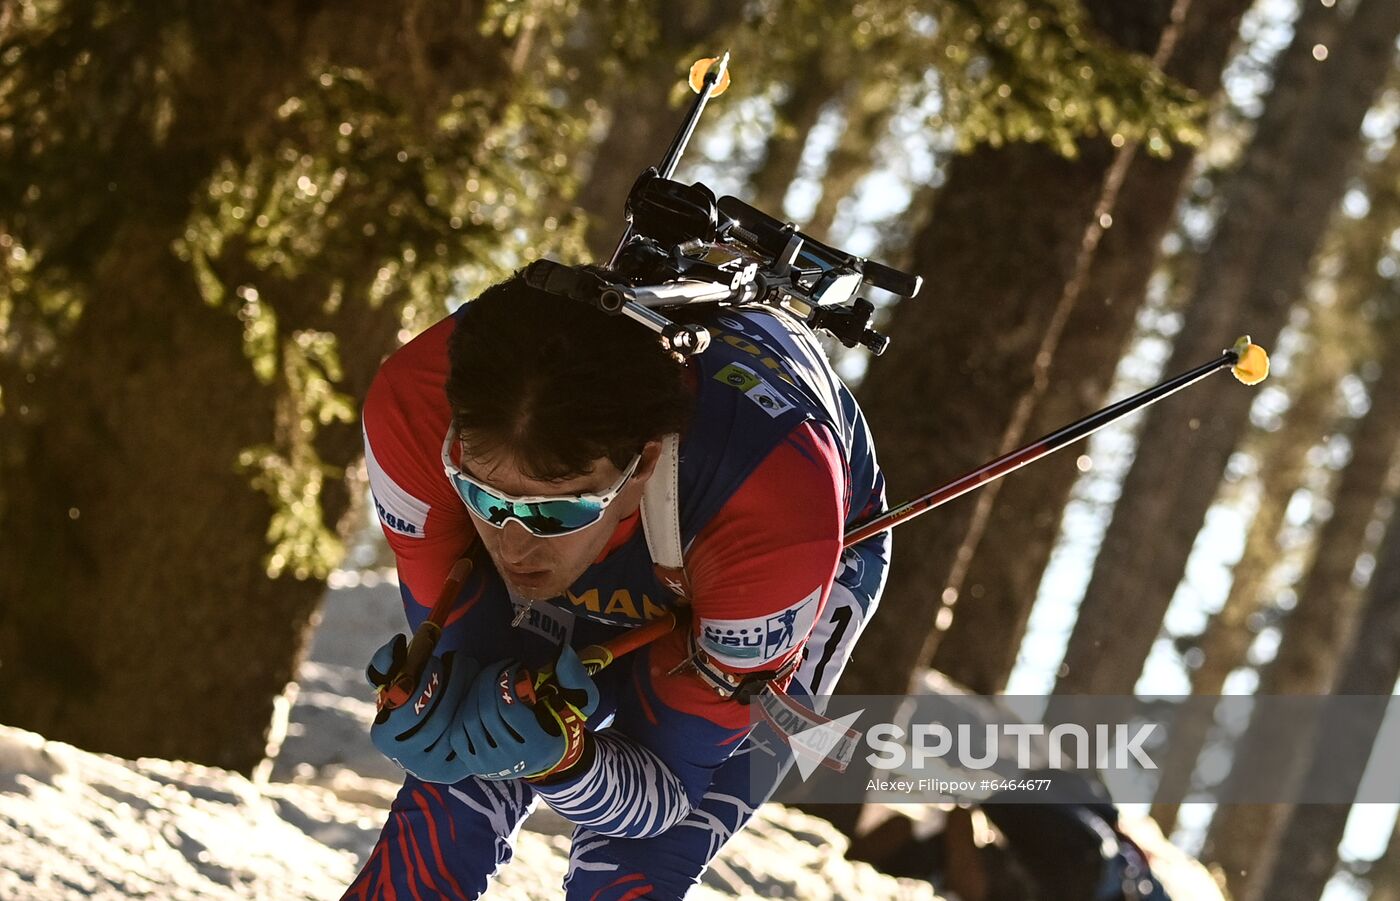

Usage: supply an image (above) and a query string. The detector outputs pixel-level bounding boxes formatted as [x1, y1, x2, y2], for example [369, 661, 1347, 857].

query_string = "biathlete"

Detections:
[345, 269, 890, 899]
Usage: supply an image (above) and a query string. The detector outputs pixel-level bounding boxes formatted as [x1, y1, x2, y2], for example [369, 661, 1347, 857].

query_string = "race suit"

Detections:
[346, 303, 890, 899]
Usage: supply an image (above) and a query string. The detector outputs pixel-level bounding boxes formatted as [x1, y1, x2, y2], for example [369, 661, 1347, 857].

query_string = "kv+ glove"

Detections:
[366, 634, 479, 784]
[451, 644, 600, 781]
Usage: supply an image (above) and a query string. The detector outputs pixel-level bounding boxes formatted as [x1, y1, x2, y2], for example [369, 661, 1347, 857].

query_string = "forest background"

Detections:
[4, 1, 1400, 899]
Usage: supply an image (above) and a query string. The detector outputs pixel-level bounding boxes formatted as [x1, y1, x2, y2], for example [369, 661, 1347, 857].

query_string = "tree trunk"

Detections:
[0, 223, 300, 772]
[1054, 0, 1400, 697]
[1204, 286, 1400, 900]
[842, 0, 1182, 699]
[1252, 467, 1400, 901]
[1149, 308, 1353, 834]
[929, 0, 1253, 696]
[1150, 134, 1400, 833]
[0, 1, 536, 773]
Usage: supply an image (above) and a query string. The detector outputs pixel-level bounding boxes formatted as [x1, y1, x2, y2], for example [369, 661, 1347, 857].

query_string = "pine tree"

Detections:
[0, 0, 586, 771]
[1151, 137, 1400, 833]
[1254, 454, 1400, 900]
[1055, 0, 1400, 698]
[929, 0, 1254, 695]
[1205, 279, 1400, 899]
[803, 78, 901, 240]
[841, 0, 1202, 698]
[569, 2, 729, 263]
[746, 45, 838, 218]
[1149, 303, 1354, 834]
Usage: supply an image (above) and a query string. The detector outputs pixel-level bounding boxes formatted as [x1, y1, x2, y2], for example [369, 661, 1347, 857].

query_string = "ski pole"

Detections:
[375, 556, 475, 713]
[514, 607, 687, 706]
[576, 607, 684, 676]
[842, 336, 1270, 547]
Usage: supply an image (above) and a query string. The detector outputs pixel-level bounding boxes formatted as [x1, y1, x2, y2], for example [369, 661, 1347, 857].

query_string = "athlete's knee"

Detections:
[562, 836, 697, 900]
[561, 778, 765, 901]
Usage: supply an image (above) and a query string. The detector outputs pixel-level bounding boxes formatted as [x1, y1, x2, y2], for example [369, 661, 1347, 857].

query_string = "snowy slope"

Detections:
[0, 574, 938, 901]
[0, 574, 1221, 900]
[0, 723, 936, 900]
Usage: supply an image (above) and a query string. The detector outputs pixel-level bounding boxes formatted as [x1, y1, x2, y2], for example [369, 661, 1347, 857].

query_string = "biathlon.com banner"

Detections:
[744, 691, 1400, 805]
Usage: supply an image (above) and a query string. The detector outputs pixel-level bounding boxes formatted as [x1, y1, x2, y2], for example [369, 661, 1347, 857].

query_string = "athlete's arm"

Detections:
[685, 421, 847, 684]
[361, 316, 478, 633]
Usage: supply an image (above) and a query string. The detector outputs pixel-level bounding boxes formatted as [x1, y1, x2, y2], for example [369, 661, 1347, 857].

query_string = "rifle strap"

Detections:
[641, 432, 690, 598]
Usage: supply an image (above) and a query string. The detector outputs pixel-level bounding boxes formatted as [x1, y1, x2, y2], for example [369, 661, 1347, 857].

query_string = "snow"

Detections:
[0, 726, 373, 899]
[0, 575, 1227, 899]
[0, 577, 938, 900]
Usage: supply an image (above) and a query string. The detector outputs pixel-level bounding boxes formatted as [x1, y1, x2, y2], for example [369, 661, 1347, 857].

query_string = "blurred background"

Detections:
[3, 1, 1400, 898]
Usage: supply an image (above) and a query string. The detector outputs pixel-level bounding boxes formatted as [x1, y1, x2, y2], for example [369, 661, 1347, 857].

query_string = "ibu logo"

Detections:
[763, 606, 802, 655]
[701, 623, 766, 659]
[700, 594, 817, 664]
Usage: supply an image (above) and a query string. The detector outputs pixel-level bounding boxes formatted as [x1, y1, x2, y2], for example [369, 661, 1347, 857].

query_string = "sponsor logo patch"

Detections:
[564, 587, 669, 623]
[484, 761, 528, 779]
[365, 432, 431, 538]
[714, 362, 762, 392]
[414, 671, 440, 715]
[699, 588, 821, 668]
[714, 361, 795, 418]
[374, 497, 420, 536]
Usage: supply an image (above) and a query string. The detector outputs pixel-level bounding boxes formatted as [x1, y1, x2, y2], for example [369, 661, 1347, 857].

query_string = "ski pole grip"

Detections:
[515, 669, 540, 706]
[376, 556, 473, 713]
[376, 620, 444, 712]
[396, 620, 443, 690]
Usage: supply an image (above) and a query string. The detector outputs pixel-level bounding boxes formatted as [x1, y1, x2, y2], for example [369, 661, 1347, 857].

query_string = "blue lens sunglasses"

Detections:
[442, 431, 641, 538]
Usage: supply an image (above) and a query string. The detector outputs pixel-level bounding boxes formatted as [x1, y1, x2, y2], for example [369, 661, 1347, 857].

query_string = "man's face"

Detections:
[456, 438, 658, 601]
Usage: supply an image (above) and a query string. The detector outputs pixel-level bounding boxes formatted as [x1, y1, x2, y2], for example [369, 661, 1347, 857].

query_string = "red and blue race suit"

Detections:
[346, 304, 890, 899]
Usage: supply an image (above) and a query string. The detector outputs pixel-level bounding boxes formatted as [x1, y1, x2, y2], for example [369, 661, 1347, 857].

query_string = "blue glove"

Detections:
[366, 634, 479, 784]
[449, 645, 600, 781]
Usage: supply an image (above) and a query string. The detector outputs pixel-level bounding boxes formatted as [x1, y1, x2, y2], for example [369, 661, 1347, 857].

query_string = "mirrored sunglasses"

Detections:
[441, 431, 641, 538]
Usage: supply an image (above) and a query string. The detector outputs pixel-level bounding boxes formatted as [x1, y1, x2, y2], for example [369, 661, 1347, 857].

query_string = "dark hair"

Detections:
[446, 270, 694, 480]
